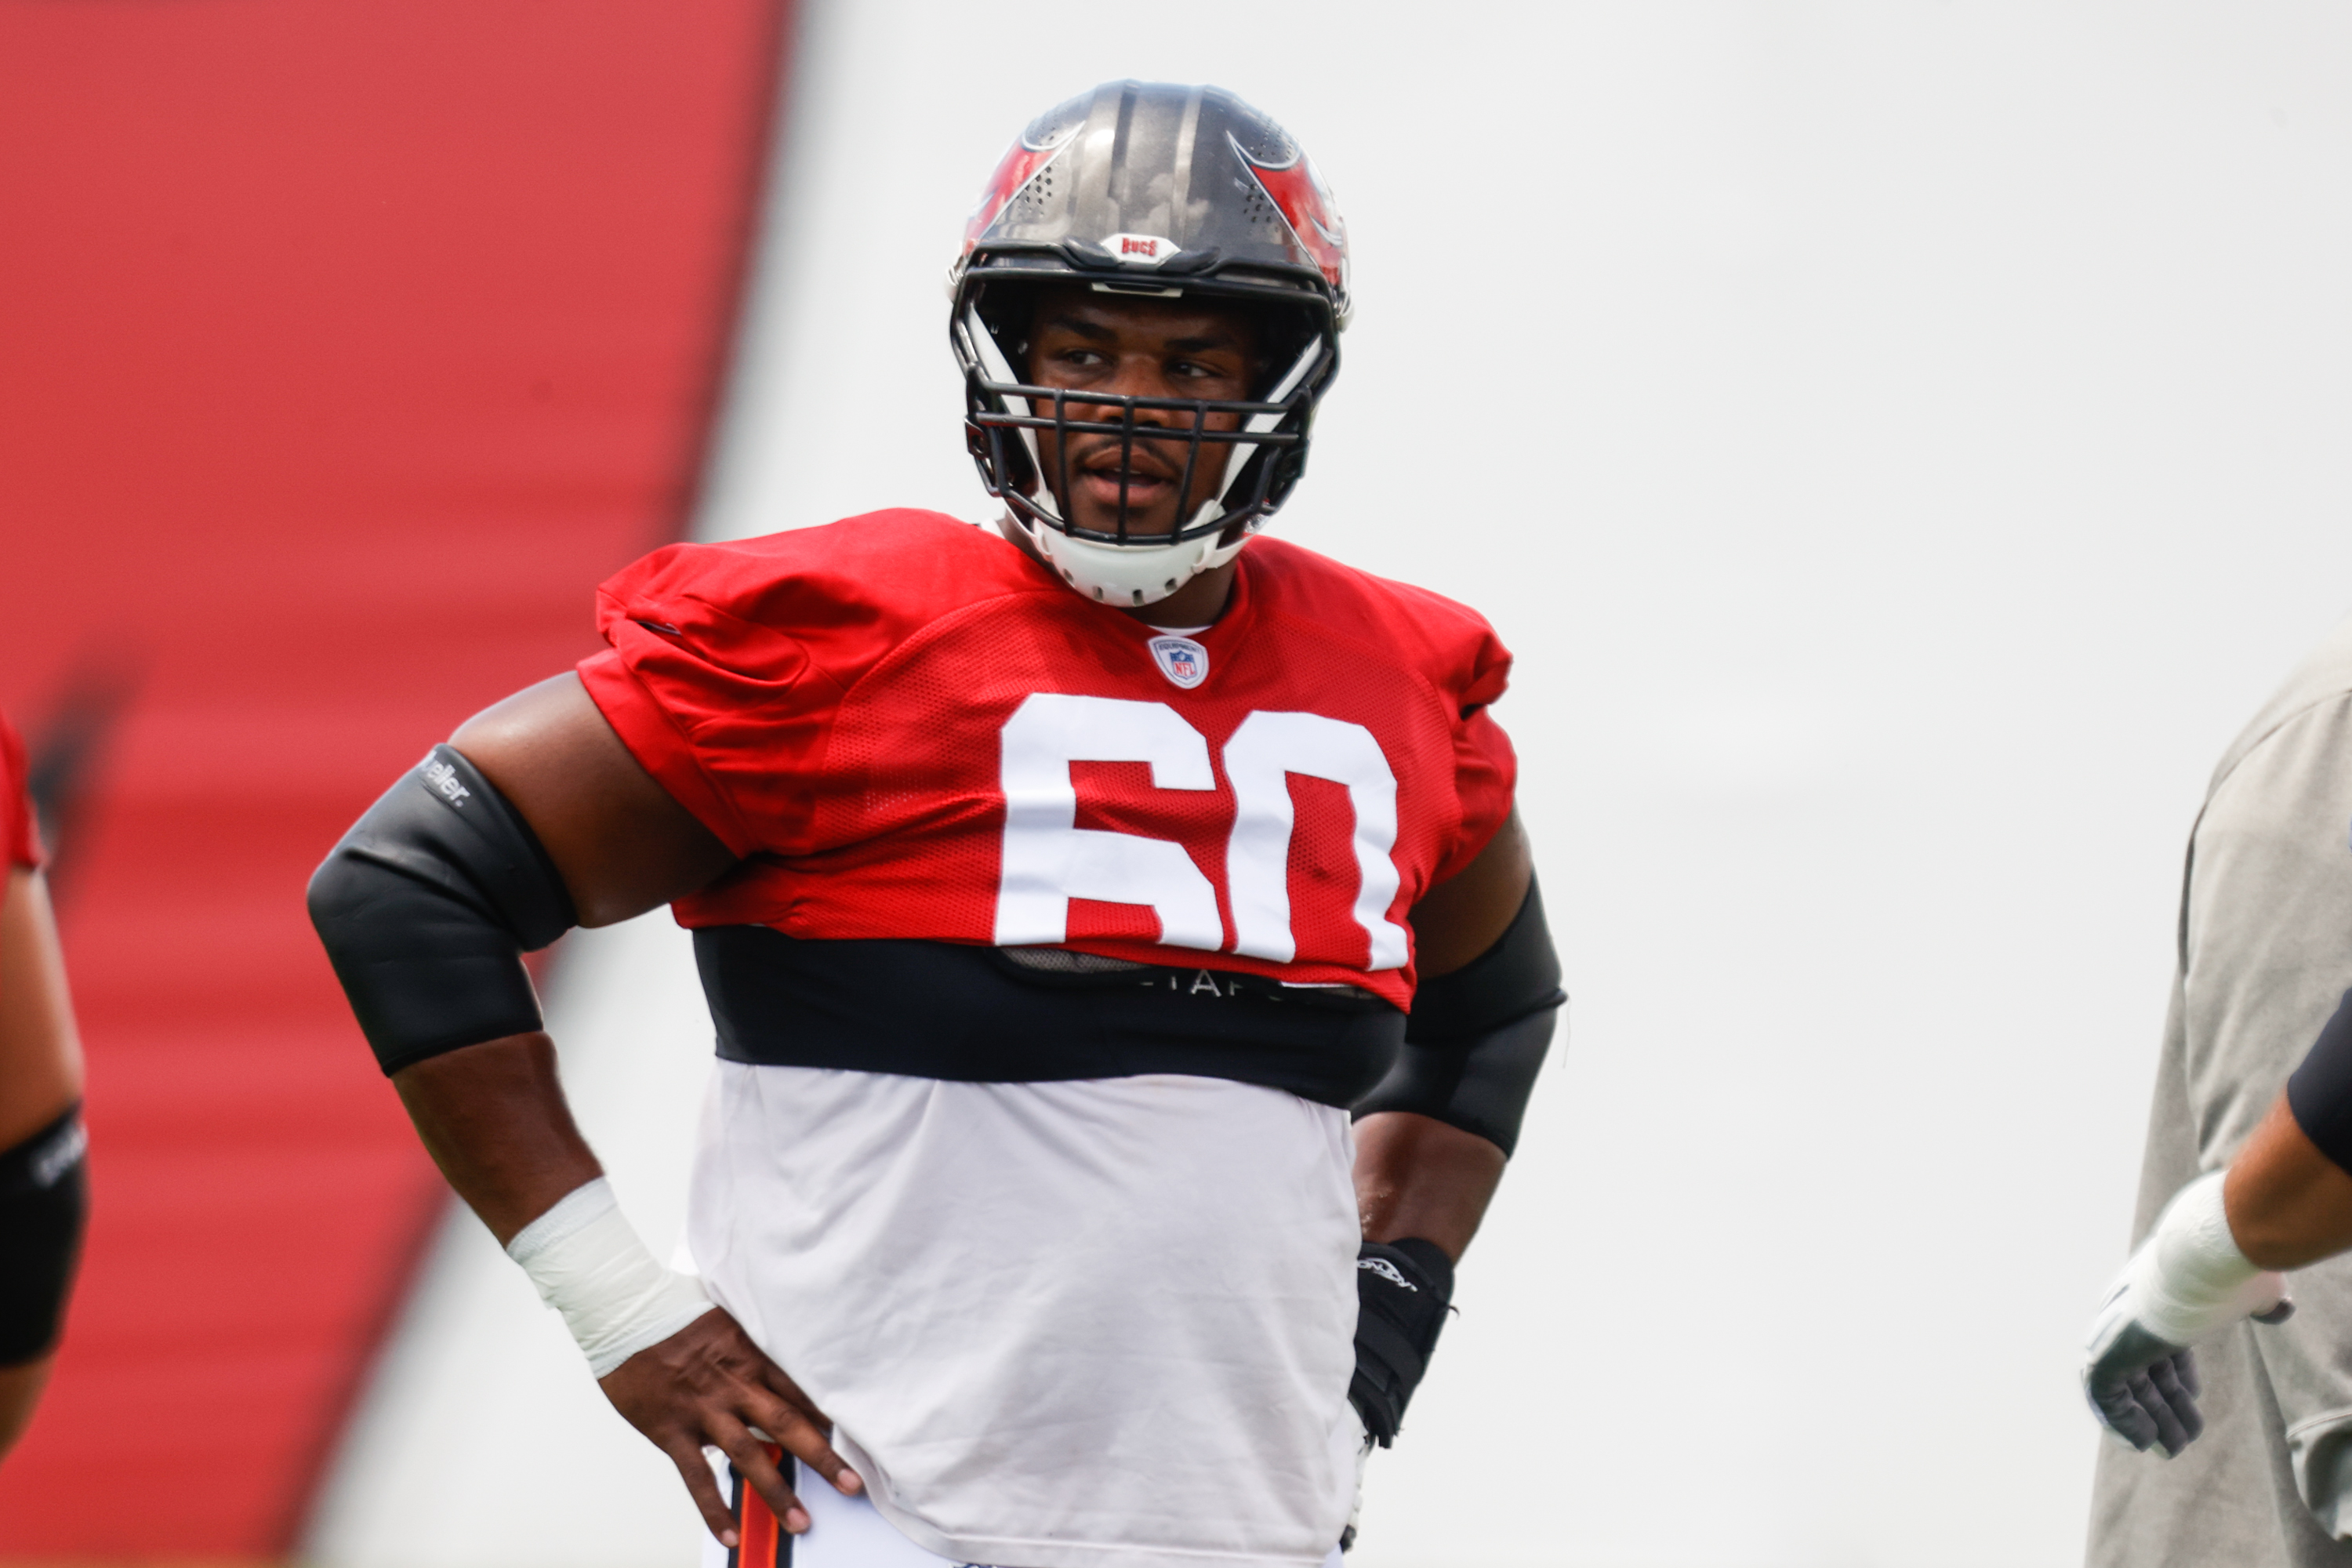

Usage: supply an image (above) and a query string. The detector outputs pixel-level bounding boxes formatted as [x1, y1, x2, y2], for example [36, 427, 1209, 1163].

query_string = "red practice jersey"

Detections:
[2, 710, 40, 871]
[578, 511, 1515, 1011]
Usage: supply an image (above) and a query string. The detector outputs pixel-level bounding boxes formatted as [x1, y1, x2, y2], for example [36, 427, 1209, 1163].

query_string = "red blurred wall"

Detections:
[0, 2, 787, 1555]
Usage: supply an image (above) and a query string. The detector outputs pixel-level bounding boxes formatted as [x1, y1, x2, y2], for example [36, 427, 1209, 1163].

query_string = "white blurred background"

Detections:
[307, 4, 2352, 1564]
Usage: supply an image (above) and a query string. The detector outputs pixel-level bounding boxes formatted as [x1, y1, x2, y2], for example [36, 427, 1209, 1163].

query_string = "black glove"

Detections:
[1348, 1238, 1453, 1447]
[2084, 1323, 2206, 1457]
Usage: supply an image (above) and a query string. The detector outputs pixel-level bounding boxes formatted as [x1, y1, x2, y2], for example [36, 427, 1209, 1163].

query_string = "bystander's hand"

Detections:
[2083, 1170, 2292, 1457]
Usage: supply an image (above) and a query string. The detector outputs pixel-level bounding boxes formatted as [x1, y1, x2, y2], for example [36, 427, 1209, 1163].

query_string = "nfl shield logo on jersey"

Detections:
[1149, 635, 1209, 690]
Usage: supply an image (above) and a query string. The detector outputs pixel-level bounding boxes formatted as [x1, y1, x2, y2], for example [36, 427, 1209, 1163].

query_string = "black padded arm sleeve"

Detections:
[1352, 876, 1564, 1156]
[0, 1102, 88, 1366]
[2288, 987, 2352, 1174]
[307, 746, 576, 1075]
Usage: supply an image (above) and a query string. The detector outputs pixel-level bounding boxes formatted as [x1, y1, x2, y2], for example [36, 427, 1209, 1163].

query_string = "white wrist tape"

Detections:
[506, 1178, 713, 1378]
[2128, 1170, 2285, 1346]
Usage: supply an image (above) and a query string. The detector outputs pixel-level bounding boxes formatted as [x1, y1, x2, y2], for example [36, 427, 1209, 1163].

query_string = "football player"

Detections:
[312, 82, 1560, 1567]
[2084, 616, 2352, 1564]
[0, 708, 90, 1462]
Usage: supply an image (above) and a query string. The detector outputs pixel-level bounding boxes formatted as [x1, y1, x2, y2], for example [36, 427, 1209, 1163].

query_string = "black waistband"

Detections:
[693, 927, 1405, 1109]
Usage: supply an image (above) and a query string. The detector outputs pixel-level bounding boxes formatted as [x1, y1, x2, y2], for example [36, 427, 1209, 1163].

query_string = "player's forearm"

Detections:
[2220, 987, 2352, 1269]
[2223, 1095, 2352, 1270]
[1353, 1110, 1506, 1261]
[0, 869, 82, 1149]
[392, 1033, 601, 1245]
[0, 1357, 53, 1461]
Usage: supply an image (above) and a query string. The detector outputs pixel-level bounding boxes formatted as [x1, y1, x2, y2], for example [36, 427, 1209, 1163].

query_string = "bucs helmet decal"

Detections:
[959, 126, 1079, 261]
[1229, 134, 1348, 293]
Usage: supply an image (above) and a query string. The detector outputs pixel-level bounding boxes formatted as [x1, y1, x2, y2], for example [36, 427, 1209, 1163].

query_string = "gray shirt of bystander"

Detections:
[2092, 615, 2352, 1566]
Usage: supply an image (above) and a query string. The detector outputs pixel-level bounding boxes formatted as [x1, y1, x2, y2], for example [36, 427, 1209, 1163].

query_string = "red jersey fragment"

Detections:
[1, 711, 41, 871]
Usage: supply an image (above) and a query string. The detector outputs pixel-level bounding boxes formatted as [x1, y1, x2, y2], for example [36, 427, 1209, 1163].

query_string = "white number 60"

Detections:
[992, 693, 1407, 971]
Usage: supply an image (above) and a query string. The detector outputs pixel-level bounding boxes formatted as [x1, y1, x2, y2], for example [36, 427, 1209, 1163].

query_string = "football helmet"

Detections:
[949, 82, 1350, 608]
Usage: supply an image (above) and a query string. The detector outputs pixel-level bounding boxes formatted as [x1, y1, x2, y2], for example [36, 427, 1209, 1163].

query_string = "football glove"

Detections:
[2082, 1170, 2292, 1456]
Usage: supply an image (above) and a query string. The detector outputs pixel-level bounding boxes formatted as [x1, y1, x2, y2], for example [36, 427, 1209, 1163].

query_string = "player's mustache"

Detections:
[1067, 431, 1192, 484]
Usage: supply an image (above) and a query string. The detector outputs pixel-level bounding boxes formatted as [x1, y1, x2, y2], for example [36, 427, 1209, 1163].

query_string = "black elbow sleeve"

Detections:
[2288, 988, 2352, 1174]
[0, 1103, 89, 1367]
[1354, 876, 1564, 1156]
[308, 746, 576, 1075]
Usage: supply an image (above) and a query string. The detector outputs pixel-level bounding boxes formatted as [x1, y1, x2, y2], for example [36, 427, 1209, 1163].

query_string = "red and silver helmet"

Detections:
[949, 82, 1350, 607]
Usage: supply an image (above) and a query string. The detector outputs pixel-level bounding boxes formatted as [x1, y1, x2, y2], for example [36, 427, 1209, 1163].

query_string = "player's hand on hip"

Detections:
[2082, 1170, 2292, 1457]
[597, 1308, 862, 1544]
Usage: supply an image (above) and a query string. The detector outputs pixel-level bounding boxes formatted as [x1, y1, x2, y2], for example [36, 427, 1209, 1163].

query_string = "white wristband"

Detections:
[2132, 1170, 2280, 1345]
[506, 1178, 713, 1378]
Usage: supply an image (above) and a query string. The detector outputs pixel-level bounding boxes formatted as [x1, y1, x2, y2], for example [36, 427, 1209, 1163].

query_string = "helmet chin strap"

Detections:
[997, 510, 1238, 609]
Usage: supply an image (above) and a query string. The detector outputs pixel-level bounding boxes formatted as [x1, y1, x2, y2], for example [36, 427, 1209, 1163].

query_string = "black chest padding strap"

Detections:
[2288, 987, 2352, 1174]
[698, 925, 1405, 1109]
[0, 1102, 89, 1367]
[1352, 875, 1564, 1156]
[1349, 1236, 1454, 1447]
[307, 745, 577, 1076]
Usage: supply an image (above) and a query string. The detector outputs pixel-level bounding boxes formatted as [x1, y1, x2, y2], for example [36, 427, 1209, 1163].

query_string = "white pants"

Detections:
[702, 1454, 1347, 1568]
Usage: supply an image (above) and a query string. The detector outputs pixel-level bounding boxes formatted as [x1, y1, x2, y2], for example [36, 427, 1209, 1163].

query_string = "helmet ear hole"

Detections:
[972, 278, 1042, 376]
[1248, 305, 1320, 398]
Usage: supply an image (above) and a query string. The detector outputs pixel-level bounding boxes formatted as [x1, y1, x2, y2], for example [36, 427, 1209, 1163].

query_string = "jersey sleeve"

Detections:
[1, 710, 42, 871]
[1432, 624, 1517, 885]
[576, 541, 854, 858]
[578, 513, 1037, 859]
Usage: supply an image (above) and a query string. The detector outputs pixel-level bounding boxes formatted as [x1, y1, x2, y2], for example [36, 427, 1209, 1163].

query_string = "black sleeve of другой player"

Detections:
[0, 1103, 88, 1366]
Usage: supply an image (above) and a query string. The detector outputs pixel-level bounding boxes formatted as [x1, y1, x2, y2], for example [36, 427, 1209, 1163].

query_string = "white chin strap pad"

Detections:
[506, 1177, 713, 1378]
[1003, 512, 1247, 609]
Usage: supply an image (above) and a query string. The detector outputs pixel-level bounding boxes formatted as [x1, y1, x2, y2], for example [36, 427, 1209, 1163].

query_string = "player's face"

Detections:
[1024, 287, 1260, 541]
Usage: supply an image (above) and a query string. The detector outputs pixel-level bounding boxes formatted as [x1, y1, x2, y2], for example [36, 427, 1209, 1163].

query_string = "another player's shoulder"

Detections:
[594, 510, 1051, 656]
[1246, 537, 1512, 701]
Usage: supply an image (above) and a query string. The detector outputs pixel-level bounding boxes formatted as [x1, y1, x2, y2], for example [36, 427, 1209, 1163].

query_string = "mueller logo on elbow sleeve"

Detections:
[421, 757, 472, 808]
[29, 1120, 86, 1189]
[1358, 1256, 1415, 1290]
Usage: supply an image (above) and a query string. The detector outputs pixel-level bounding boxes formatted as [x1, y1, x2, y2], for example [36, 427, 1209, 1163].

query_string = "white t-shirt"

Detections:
[687, 1064, 1362, 1568]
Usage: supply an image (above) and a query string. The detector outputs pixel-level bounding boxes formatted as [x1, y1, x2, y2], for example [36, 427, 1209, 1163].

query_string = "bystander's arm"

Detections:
[2226, 1094, 2352, 1270]
[0, 864, 86, 1461]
